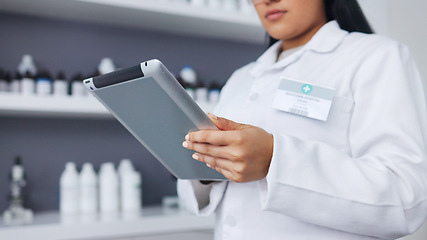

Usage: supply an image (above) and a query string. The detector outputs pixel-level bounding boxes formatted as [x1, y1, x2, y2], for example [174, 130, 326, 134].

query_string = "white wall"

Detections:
[359, 1, 427, 240]
[401, 223, 427, 240]
[389, 0, 427, 105]
[389, 1, 427, 82]
[358, 0, 389, 35]
[359, 0, 427, 103]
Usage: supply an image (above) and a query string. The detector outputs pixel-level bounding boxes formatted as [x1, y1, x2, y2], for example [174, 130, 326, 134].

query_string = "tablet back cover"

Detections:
[92, 70, 226, 180]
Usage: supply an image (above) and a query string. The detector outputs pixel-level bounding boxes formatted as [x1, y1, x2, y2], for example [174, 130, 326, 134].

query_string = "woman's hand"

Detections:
[182, 113, 274, 183]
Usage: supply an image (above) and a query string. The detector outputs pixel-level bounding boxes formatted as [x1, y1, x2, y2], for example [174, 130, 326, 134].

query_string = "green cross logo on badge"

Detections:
[301, 84, 312, 94]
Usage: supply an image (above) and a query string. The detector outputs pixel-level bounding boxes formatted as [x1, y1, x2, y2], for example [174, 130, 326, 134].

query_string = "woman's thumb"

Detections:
[208, 113, 242, 131]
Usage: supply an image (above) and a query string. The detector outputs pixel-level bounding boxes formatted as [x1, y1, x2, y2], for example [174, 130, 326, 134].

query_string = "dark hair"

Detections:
[268, 0, 374, 46]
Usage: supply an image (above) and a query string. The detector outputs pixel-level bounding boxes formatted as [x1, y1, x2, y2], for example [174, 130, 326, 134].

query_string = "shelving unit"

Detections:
[0, 3, 226, 239]
[0, 206, 214, 240]
[0, 0, 237, 117]
[0, 93, 110, 118]
[0, 93, 216, 118]
[0, 0, 265, 44]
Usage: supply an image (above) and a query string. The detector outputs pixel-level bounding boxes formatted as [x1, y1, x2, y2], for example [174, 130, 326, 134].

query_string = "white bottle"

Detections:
[21, 72, 35, 95]
[60, 162, 79, 216]
[0, 72, 8, 92]
[195, 83, 208, 102]
[71, 74, 87, 97]
[118, 159, 134, 178]
[53, 72, 68, 97]
[224, 0, 238, 11]
[207, 0, 223, 9]
[118, 159, 142, 217]
[72, 81, 86, 97]
[79, 163, 98, 216]
[239, 0, 253, 13]
[174, 0, 188, 4]
[99, 162, 119, 220]
[191, 0, 206, 6]
[10, 72, 21, 93]
[118, 159, 134, 212]
[98, 58, 116, 75]
[179, 66, 197, 86]
[36, 79, 52, 95]
[17, 54, 37, 76]
[121, 171, 142, 220]
[36, 72, 53, 96]
[180, 66, 197, 99]
[208, 82, 221, 102]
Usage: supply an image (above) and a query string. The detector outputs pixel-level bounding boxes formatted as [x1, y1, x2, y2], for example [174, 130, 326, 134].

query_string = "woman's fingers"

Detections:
[185, 130, 236, 146]
[192, 153, 241, 182]
[182, 117, 274, 183]
[183, 141, 233, 160]
[192, 153, 231, 169]
[207, 113, 244, 131]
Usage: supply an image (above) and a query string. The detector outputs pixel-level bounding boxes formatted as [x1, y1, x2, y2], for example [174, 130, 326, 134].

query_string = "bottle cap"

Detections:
[179, 66, 197, 85]
[100, 162, 115, 173]
[37, 70, 52, 82]
[23, 71, 34, 79]
[4, 72, 11, 83]
[81, 163, 95, 173]
[65, 162, 77, 171]
[92, 69, 101, 78]
[14, 156, 22, 166]
[210, 81, 225, 90]
[195, 80, 205, 88]
[14, 72, 22, 80]
[118, 159, 134, 174]
[71, 73, 83, 82]
[56, 71, 66, 81]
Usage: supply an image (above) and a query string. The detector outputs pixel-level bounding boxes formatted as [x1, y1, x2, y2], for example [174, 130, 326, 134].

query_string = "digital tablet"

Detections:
[83, 59, 226, 180]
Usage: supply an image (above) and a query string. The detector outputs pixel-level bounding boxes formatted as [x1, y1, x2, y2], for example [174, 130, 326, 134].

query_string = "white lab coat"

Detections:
[177, 21, 427, 240]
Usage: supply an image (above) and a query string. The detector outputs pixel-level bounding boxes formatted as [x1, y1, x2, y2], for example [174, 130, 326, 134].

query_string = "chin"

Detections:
[264, 26, 294, 42]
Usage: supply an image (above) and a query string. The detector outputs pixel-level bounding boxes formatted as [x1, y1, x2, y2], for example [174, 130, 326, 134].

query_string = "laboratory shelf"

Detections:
[0, 0, 265, 44]
[0, 93, 111, 118]
[0, 93, 216, 118]
[0, 206, 215, 240]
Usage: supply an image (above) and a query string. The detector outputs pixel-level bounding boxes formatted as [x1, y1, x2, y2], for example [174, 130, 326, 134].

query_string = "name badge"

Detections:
[272, 78, 335, 121]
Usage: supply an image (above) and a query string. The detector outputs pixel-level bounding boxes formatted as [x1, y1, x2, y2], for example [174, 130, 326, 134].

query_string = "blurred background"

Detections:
[0, 0, 425, 239]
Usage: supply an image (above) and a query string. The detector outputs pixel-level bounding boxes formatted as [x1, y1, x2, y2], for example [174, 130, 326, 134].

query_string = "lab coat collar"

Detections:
[250, 20, 348, 78]
[304, 20, 348, 53]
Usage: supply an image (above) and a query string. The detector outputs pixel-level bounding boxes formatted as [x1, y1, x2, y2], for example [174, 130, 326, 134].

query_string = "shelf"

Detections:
[0, 93, 216, 118]
[0, 0, 265, 44]
[0, 93, 111, 119]
[0, 206, 214, 240]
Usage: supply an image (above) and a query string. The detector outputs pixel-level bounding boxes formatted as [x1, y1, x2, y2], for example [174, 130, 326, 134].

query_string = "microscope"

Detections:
[2, 156, 33, 225]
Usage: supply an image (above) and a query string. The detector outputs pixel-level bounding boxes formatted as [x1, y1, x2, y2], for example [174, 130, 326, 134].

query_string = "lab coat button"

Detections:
[249, 93, 259, 101]
[225, 215, 237, 227]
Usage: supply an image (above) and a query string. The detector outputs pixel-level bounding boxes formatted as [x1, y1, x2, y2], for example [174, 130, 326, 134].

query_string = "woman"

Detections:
[178, 0, 427, 239]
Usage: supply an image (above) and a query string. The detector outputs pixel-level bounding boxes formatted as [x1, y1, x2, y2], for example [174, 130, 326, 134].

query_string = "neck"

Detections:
[281, 21, 326, 51]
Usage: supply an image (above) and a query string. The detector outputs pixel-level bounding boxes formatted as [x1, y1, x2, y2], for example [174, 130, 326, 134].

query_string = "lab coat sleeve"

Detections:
[177, 179, 228, 216]
[258, 43, 427, 239]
